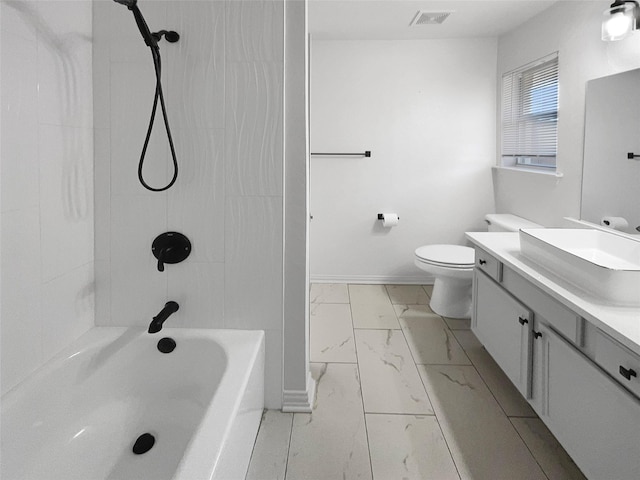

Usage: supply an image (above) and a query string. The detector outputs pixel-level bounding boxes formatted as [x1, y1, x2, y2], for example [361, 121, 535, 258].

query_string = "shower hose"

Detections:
[138, 45, 178, 192]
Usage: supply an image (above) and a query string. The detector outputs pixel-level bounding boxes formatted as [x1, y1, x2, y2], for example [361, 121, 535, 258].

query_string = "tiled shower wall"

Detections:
[1, 0, 95, 395]
[93, 0, 285, 407]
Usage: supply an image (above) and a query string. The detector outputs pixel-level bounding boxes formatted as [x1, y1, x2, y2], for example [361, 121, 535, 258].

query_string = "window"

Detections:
[501, 53, 559, 170]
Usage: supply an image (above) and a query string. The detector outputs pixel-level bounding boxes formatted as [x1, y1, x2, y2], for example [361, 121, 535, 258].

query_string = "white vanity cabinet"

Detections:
[470, 244, 640, 479]
[472, 270, 532, 398]
[533, 322, 640, 479]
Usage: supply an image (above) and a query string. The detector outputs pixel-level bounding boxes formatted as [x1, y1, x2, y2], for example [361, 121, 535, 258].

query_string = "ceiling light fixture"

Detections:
[602, 0, 639, 41]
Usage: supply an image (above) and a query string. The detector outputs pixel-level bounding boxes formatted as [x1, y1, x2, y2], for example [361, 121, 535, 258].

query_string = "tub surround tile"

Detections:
[386, 285, 430, 305]
[263, 329, 284, 410]
[310, 283, 349, 304]
[452, 330, 536, 417]
[366, 414, 460, 480]
[310, 303, 356, 363]
[349, 284, 399, 329]
[355, 329, 433, 414]
[225, 0, 284, 63]
[246, 410, 293, 480]
[286, 363, 372, 480]
[396, 305, 471, 365]
[510, 417, 586, 480]
[418, 365, 546, 480]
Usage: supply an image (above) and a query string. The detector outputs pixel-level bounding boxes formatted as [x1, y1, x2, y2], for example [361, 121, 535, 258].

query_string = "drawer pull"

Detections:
[478, 259, 487, 265]
[619, 366, 637, 381]
[518, 316, 528, 325]
[533, 330, 542, 339]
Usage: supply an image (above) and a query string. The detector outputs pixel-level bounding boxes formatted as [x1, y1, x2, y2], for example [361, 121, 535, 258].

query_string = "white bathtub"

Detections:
[1, 327, 264, 480]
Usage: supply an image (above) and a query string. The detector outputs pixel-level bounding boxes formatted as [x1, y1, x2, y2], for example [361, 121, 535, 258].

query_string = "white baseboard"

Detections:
[282, 372, 316, 413]
[310, 274, 434, 285]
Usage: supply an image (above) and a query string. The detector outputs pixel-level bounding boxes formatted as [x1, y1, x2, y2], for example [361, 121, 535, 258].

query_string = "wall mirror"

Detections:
[581, 68, 640, 235]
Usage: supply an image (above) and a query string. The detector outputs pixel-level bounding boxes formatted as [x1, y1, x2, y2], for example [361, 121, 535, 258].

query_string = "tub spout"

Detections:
[148, 301, 179, 333]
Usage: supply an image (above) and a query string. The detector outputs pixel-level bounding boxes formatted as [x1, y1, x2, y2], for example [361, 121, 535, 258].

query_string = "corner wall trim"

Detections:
[282, 372, 316, 413]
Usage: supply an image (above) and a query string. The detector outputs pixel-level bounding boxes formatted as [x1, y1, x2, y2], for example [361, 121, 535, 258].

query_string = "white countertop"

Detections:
[466, 232, 640, 356]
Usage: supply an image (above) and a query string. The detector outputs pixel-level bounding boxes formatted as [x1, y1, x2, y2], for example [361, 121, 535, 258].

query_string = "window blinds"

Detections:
[501, 53, 559, 168]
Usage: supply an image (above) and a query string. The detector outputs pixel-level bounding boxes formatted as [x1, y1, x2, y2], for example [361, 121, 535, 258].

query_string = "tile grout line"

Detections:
[507, 417, 552, 480]
[282, 410, 295, 480]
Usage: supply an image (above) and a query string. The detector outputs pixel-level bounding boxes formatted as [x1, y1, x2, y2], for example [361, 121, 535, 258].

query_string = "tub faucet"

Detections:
[148, 301, 179, 333]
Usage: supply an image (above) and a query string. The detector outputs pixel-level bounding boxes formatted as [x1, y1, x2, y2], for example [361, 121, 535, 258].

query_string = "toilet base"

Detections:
[429, 276, 472, 319]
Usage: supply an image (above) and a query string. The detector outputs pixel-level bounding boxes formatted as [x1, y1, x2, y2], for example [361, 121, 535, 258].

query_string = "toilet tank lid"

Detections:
[485, 214, 542, 231]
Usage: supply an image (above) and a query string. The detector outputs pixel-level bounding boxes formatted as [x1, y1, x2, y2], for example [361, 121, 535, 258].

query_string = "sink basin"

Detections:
[519, 229, 640, 306]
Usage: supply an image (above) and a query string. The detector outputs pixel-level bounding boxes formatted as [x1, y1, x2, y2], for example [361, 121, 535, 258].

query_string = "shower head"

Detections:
[113, 0, 137, 8]
[112, 0, 157, 49]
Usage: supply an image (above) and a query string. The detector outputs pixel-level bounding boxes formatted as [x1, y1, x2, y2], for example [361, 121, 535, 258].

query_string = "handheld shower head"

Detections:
[113, 0, 137, 8]
[112, 0, 157, 48]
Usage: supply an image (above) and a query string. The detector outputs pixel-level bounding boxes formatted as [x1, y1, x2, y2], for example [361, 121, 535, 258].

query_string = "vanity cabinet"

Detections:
[472, 270, 532, 398]
[471, 246, 640, 479]
[533, 323, 640, 479]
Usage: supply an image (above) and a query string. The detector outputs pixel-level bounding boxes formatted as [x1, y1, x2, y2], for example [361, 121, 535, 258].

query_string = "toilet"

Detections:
[414, 214, 542, 319]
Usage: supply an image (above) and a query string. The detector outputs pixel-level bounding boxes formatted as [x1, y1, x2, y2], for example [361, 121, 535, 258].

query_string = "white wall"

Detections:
[495, 0, 640, 227]
[93, 0, 287, 408]
[1, 0, 94, 395]
[310, 39, 497, 283]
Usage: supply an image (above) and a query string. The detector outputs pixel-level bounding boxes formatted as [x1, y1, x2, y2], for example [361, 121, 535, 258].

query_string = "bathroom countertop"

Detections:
[466, 232, 640, 356]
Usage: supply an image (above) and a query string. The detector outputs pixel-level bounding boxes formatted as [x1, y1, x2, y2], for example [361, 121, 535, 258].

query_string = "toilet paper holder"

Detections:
[377, 213, 399, 220]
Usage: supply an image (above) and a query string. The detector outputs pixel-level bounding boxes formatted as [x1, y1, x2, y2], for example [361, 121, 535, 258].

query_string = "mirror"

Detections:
[581, 68, 640, 235]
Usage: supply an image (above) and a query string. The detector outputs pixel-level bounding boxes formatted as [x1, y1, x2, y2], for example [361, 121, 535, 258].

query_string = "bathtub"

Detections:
[1, 327, 264, 480]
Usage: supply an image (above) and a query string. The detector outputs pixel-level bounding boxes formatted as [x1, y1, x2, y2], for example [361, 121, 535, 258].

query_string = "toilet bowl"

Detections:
[414, 245, 475, 318]
[415, 214, 543, 319]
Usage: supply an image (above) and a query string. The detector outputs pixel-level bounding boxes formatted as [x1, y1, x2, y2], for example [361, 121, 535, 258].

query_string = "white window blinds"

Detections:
[501, 53, 559, 168]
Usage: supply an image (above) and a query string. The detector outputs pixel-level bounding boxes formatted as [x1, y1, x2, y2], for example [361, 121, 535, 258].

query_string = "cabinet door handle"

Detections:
[478, 259, 487, 265]
[518, 316, 528, 325]
[619, 366, 637, 381]
[533, 330, 542, 339]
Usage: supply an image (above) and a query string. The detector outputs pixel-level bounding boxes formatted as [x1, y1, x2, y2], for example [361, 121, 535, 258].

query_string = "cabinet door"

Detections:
[472, 270, 533, 398]
[533, 323, 640, 479]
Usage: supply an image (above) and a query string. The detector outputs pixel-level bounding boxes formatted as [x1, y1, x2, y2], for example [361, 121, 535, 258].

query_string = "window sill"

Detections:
[492, 165, 564, 178]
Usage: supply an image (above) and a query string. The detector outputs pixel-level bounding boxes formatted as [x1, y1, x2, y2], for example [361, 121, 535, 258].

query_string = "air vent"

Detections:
[409, 10, 453, 26]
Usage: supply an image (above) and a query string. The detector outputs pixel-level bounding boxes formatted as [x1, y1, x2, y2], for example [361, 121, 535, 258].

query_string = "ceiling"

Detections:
[309, 0, 559, 40]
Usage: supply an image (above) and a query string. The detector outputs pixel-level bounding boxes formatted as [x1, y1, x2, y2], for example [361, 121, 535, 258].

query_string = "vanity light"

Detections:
[602, 0, 639, 41]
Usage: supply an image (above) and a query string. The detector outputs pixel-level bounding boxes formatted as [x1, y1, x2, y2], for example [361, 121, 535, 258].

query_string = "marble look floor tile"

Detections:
[246, 410, 293, 480]
[310, 283, 349, 304]
[349, 284, 399, 329]
[385, 285, 430, 305]
[442, 317, 471, 330]
[418, 365, 546, 480]
[396, 305, 471, 365]
[452, 330, 536, 417]
[355, 329, 433, 414]
[366, 414, 460, 480]
[286, 363, 372, 480]
[423, 285, 434, 297]
[511, 417, 586, 480]
[310, 303, 356, 363]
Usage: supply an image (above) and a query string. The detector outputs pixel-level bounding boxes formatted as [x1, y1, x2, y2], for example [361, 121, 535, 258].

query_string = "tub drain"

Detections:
[132, 433, 155, 455]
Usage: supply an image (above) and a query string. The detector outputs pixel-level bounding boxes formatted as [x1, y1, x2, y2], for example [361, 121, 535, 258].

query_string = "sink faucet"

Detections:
[148, 301, 179, 333]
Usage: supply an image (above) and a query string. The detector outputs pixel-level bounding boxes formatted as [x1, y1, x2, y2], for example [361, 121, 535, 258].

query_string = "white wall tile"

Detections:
[226, 0, 284, 62]
[225, 62, 283, 196]
[1, 32, 39, 212]
[94, 128, 111, 262]
[109, 194, 167, 325]
[39, 125, 94, 281]
[167, 128, 224, 263]
[263, 328, 283, 409]
[167, 261, 225, 329]
[225, 195, 283, 330]
[41, 263, 94, 361]
[0, 208, 43, 395]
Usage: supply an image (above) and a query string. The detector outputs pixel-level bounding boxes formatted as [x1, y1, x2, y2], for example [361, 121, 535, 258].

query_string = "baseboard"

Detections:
[310, 274, 434, 285]
[282, 372, 316, 413]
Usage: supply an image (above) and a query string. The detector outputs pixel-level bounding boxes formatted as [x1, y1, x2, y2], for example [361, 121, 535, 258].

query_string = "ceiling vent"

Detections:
[409, 10, 453, 26]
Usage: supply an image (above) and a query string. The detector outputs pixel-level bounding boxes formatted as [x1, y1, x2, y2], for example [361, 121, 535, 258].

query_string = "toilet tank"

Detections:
[485, 214, 542, 232]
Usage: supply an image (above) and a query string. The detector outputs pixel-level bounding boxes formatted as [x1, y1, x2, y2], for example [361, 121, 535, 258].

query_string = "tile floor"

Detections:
[246, 284, 586, 480]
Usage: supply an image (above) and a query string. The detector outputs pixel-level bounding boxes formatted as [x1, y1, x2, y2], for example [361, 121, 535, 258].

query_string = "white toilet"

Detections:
[414, 214, 542, 319]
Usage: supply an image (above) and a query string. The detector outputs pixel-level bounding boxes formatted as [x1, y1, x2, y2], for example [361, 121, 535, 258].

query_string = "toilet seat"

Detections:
[414, 245, 475, 268]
